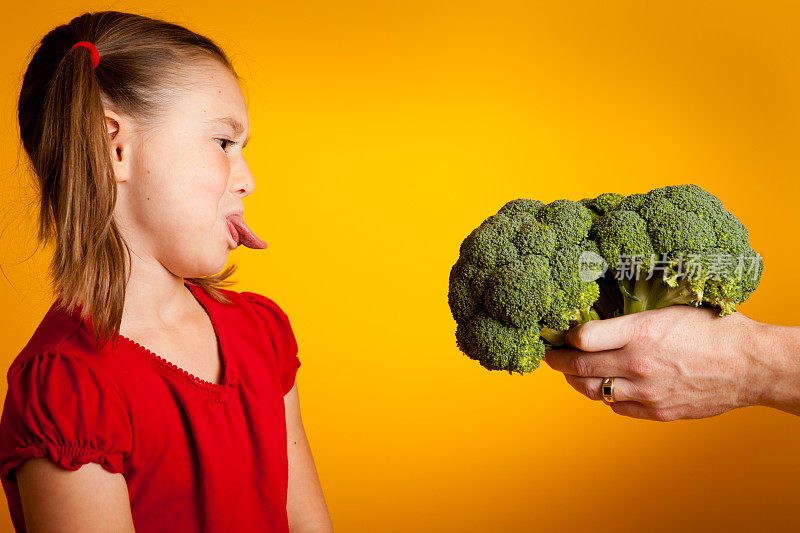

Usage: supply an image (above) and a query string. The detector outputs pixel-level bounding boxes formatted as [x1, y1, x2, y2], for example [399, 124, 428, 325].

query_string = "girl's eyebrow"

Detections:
[205, 116, 250, 147]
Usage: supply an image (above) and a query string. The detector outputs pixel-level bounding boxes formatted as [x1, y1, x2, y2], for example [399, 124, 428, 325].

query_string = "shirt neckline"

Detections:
[116, 281, 236, 398]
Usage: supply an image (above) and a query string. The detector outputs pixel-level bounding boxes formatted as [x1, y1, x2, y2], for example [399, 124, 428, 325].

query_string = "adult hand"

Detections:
[543, 305, 777, 421]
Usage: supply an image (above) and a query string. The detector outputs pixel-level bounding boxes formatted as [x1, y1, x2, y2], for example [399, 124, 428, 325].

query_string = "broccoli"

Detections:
[448, 198, 602, 374]
[448, 184, 763, 375]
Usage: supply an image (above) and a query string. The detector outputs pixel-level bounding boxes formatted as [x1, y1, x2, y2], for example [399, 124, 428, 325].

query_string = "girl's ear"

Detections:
[104, 109, 130, 183]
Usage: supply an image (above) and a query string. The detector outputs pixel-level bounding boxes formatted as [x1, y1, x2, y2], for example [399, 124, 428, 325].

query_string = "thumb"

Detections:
[564, 313, 639, 352]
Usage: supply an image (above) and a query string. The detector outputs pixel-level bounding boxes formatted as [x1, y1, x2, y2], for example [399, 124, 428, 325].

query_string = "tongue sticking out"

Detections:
[226, 213, 267, 249]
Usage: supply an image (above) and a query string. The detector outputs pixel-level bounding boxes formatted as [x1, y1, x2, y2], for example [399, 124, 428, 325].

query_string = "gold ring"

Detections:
[601, 377, 615, 403]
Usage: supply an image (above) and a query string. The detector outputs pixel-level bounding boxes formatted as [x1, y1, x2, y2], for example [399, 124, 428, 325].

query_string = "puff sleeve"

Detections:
[0, 351, 132, 484]
[241, 292, 302, 395]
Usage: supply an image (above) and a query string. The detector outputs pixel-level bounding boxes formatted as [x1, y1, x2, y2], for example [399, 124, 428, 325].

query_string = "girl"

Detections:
[0, 11, 332, 532]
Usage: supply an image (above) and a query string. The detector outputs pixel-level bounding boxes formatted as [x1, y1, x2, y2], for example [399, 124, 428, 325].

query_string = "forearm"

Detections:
[285, 384, 333, 533]
[745, 318, 800, 416]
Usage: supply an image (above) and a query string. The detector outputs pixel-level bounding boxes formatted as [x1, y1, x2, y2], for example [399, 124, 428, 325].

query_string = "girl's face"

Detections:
[113, 61, 255, 279]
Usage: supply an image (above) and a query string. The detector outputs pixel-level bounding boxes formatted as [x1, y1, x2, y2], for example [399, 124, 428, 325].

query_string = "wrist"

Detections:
[743, 318, 800, 415]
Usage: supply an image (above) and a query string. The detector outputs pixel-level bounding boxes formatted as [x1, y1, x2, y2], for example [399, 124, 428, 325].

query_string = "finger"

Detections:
[608, 401, 676, 422]
[564, 313, 640, 352]
[543, 348, 631, 378]
[563, 374, 638, 403]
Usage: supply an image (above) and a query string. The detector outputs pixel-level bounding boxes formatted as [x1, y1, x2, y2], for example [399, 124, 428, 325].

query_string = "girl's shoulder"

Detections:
[4, 299, 129, 423]
[7, 298, 98, 376]
[237, 290, 298, 356]
[239, 290, 294, 328]
[196, 284, 297, 342]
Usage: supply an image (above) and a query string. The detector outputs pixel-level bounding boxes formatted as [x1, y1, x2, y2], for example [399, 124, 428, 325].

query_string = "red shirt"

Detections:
[0, 282, 301, 532]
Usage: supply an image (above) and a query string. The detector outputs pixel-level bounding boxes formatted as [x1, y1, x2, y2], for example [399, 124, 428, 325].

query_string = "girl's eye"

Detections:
[214, 138, 237, 152]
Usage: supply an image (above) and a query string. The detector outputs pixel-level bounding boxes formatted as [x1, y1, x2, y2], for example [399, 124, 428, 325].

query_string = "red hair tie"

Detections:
[70, 41, 100, 69]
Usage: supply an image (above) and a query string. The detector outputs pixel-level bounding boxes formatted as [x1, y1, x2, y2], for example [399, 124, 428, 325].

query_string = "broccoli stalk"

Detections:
[617, 271, 701, 315]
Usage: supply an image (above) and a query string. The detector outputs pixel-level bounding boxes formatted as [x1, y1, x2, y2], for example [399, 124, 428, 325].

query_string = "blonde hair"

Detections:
[17, 11, 243, 351]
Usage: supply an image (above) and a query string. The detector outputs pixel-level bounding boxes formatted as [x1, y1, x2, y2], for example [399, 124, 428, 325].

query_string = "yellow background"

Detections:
[1, 1, 799, 532]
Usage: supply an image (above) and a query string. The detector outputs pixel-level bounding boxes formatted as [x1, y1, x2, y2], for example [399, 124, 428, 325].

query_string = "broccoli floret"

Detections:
[591, 184, 763, 316]
[455, 310, 544, 373]
[581, 192, 626, 217]
[448, 198, 601, 374]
